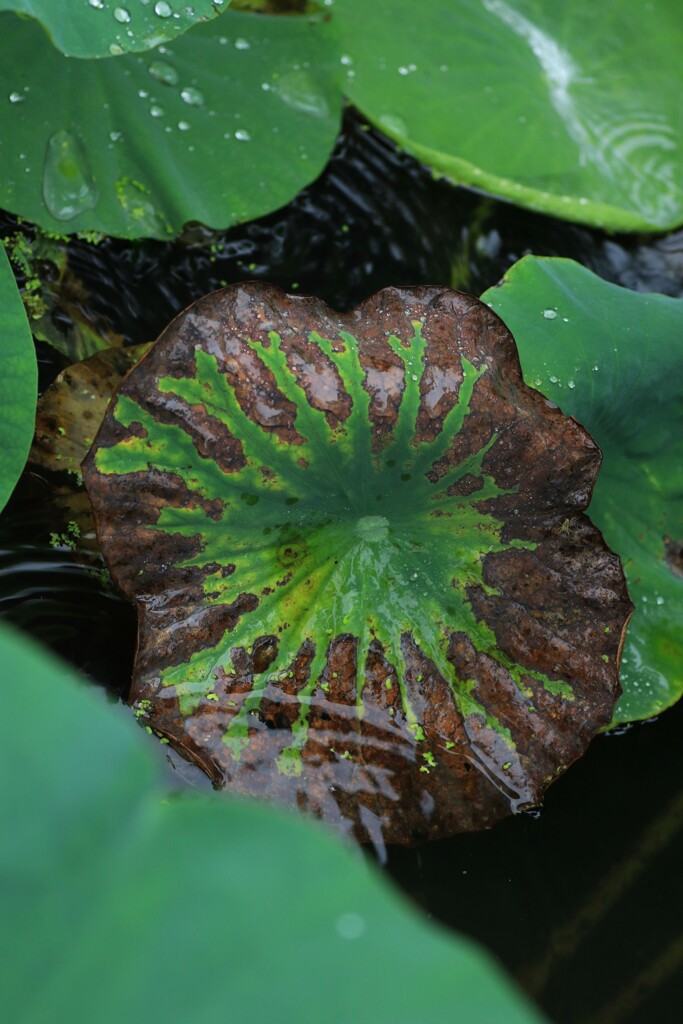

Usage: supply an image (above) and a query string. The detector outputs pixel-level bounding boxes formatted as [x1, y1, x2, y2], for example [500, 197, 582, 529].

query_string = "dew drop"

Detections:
[42, 130, 98, 222]
[234, 37, 250, 50]
[378, 113, 408, 136]
[109, 43, 124, 55]
[114, 7, 131, 22]
[8, 91, 24, 104]
[567, 379, 576, 389]
[548, 375, 559, 384]
[150, 105, 164, 118]
[275, 70, 329, 119]
[109, 130, 123, 142]
[148, 59, 179, 86]
[88, 0, 104, 7]
[333, 917, 366, 937]
[177, 120, 190, 130]
[154, 1, 172, 16]
[542, 308, 558, 319]
[180, 86, 205, 107]
[234, 129, 251, 141]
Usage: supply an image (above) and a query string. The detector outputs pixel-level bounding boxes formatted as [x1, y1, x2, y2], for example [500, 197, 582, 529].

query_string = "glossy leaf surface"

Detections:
[84, 283, 632, 843]
[0, 0, 229, 59]
[335, 0, 683, 231]
[0, 621, 546, 1024]
[483, 257, 683, 725]
[0, 9, 341, 238]
[0, 242, 37, 512]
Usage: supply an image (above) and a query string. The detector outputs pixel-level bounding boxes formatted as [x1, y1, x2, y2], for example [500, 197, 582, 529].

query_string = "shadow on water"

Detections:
[2, 108, 682, 1024]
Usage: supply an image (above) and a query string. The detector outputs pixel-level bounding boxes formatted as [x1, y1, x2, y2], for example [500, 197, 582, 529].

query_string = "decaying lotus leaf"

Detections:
[29, 344, 151, 554]
[83, 284, 633, 844]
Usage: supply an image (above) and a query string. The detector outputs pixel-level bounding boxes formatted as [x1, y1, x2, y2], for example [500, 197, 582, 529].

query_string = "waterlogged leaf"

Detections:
[83, 284, 632, 844]
[482, 257, 683, 726]
[28, 344, 151, 553]
[31, 343, 152, 478]
[0, 242, 37, 512]
[0, 0, 230, 59]
[335, 0, 683, 231]
[0, 9, 342, 238]
[0, 621, 547, 1024]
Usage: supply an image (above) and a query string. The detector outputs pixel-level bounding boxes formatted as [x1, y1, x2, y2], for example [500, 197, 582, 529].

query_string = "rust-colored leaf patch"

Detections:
[83, 284, 633, 844]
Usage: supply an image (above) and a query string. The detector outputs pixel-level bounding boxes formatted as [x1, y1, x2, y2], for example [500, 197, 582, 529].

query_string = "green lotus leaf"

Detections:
[83, 283, 632, 842]
[334, 0, 683, 231]
[482, 256, 683, 726]
[0, 0, 229, 59]
[0, 8, 342, 238]
[0, 620, 546, 1023]
[0, 242, 37, 513]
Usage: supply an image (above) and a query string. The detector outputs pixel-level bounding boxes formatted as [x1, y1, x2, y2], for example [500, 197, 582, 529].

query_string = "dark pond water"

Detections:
[2, 109, 682, 1024]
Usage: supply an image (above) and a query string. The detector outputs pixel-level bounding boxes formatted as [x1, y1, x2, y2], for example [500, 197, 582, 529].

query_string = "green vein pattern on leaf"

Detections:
[84, 283, 632, 843]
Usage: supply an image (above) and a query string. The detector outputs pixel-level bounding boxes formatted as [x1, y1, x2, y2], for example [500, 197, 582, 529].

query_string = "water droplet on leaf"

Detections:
[234, 38, 250, 50]
[42, 130, 98, 221]
[235, 129, 251, 141]
[180, 86, 205, 107]
[8, 91, 24, 104]
[542, 308, 558, 319]
[114, 6, 131, 21]
[275, 70, 329, 119]
[148, 60, 179, 86]
[154, 1, 172, 16]
[378, 113, 408, 136]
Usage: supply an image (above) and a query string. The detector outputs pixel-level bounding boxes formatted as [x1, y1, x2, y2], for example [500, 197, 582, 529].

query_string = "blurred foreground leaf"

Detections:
[0, 621, 545, 1023]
